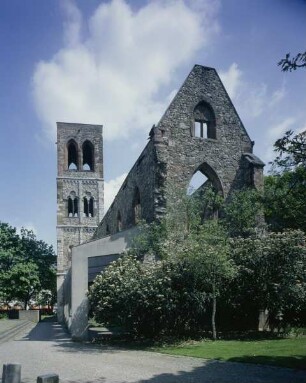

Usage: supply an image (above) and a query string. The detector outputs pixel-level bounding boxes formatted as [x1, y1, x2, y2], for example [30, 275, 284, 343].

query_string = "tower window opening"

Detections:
[83, 196, 94, 217]
[82, 140, 94, 171]
[68, 196, 78, 217]
[67, 140, 78, 170]
[89, 197, 94, 217]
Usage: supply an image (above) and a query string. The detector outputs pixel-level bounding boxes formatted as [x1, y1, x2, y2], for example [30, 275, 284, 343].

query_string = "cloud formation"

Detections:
[33, 0, 219, 142]
[104, 172, 127, 214]
[219, 62, 286, 118]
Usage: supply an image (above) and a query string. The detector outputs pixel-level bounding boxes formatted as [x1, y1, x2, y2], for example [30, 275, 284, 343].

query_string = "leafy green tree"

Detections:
[7, 262, 40, 309]
[224, 188, 264, 237]
[0, 222, 56, 309]
[176, 220, 237, 339]
[264, 168, 306, 232]
[231, 230, 306, 328]
[272, 130, 306, 170]
[265, 130, 306, 232]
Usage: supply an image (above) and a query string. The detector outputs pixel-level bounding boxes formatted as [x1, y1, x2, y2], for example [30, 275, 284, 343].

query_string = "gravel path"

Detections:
[0, 321, 305, 383]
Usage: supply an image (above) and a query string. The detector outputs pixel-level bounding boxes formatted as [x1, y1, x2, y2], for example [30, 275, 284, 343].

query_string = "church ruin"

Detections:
[56, 65, 264, 338]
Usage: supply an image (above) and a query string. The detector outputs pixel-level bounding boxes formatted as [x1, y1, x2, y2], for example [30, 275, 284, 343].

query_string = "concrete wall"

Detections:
[66, 226, 138, 340]
[19, 310, 40, 323]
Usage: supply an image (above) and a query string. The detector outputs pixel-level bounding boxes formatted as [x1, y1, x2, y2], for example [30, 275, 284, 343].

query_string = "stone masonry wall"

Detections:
[57, 122, 104, 323]
[93, 65, 264, 240]
[154, 65, 259, 203]
[94, 140, 157, 238]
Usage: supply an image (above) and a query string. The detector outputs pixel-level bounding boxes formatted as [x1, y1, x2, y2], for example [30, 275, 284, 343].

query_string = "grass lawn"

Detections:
[153, 338, 306, 370]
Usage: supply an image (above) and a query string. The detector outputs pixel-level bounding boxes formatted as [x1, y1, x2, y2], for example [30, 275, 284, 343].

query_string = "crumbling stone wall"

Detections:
[94, 140, 157, 238]
[94, 65, 264, 239]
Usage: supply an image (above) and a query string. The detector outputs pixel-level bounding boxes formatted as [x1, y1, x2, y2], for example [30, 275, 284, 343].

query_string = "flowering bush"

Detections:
[88, 254, 209, 337]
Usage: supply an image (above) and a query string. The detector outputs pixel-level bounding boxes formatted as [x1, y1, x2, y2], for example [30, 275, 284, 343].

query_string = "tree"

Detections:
[265, 130, 306, 232]
[224, 188, 264, 238]
[264, 168, 306, 232]
[272, 130, 306, 170]
[231, 230, 306, 328]
[278, 52, 306, 72]
[179, 220, 237, 339]
[0, 222, 56, 309]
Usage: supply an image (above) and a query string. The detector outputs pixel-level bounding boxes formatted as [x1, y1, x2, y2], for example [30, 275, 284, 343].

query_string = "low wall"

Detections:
[19, 310, 40, 323]
[68, 226, 139, 340]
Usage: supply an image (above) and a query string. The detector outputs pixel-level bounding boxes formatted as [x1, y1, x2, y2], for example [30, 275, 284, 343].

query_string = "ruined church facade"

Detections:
[57, 65, 264, 336]
[93, 65, 264, 240]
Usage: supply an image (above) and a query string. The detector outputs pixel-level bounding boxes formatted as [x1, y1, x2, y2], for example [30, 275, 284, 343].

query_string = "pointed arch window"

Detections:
[82, 140, 94, 171]
[116, 211, 122, 232]
[133, 187, 141, 225]
[193, 102, 216, 139]
[67, 140, 79, 170]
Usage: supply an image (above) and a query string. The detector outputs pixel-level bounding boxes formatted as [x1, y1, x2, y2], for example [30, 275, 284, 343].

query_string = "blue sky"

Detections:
[0, 0, 305, 249]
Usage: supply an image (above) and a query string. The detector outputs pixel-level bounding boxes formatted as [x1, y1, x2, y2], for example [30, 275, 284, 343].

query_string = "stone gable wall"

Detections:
[93, 65, 264, 240]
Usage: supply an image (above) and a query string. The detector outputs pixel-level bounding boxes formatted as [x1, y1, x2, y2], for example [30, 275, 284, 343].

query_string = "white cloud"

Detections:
[219, 63, 287, 118]
[61, 0, 83, 47]
[219, 62, 242, 100]
[267, 117, 296, 142]
[269, 83, 286, 107]
[33, 0, 219, 142]
[104, 172, 127, 214]
[262, 117, 296, 164]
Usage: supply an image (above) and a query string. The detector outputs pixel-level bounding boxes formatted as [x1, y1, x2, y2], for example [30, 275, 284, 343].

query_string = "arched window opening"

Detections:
[187, 164, 223, 222]
[133, 187, 141, 225]
[83, 197, 89, 217]
[116, 211, 122, 232]
[68, 194, 78, 217]
[68, 197, 73, 217]
[187, 171, 208, 196]
[73, 198, 78, 217]
[193, 102, 216, 139]
[89, 197, 94, 217]
[67, 140, 78, 170]
[83, 196, 94, 217]
[82, 140, 94, 171]
[106, 225, 110, 235]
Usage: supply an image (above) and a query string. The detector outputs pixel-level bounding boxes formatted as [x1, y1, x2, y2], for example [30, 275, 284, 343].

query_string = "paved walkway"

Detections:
[0, 321, 305, 383]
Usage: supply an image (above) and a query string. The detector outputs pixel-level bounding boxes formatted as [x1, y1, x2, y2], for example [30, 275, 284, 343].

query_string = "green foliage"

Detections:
[271, 130, 306, 170]
[265, 130, 306, 232]
[88, 254, 209, 337]
[129, 220, 167, 259]
[0, 222, 56, 309]
[264, 168, 306, 232]
[224, 188, 264, 237]
[230, 230, 306, 327]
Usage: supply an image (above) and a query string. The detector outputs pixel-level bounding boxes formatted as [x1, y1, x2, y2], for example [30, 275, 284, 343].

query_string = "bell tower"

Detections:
[56, 122, 103, 323]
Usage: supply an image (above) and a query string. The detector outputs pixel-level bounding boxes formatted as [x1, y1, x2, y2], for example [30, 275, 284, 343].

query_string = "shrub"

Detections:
[88, 254, 209, 337]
